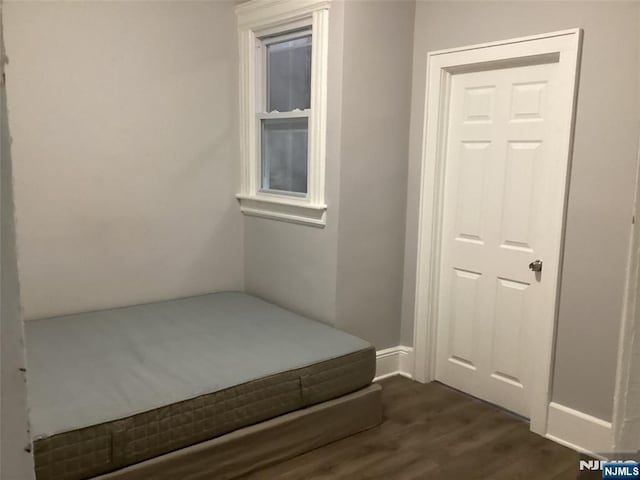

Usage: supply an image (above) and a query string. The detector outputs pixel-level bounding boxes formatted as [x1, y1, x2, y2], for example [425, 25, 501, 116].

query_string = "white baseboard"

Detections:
[375, 346, 414, 381]
[546, 402, 613, 456]
[375, 350, 612, 456]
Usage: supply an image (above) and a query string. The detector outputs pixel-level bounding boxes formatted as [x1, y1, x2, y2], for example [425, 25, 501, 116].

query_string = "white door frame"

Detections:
[412, 29, 582, 435]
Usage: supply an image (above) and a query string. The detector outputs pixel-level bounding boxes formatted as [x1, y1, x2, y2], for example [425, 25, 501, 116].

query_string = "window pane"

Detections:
[261, 118, 308, 194]
[267, 35, 311, 112]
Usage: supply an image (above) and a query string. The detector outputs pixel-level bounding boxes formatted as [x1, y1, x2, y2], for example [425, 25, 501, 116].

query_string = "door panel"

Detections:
[491, 277, 528, 385]
[501, 141, 539, 249]
[449, 267, 481, 369]
[436, 61, 561, 417]
[455, 141, 490, 242]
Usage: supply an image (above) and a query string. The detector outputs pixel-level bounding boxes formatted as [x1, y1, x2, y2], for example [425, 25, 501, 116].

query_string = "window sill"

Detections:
[236, 193, 327, 227]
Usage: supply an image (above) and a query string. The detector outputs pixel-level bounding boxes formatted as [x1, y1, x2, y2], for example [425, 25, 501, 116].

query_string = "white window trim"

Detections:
[236, 0, 330, 228]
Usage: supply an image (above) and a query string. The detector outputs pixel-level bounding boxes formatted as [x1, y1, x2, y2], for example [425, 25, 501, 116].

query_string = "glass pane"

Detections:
[261, 118, 308, 194]
[267, 35, 311, 112]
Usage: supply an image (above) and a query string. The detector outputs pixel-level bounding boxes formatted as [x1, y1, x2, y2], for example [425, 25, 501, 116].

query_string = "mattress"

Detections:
[25, 292, 375, 480]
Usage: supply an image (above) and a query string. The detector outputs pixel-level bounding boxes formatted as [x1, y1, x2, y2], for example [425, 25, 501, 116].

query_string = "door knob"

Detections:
[529, 260, 543, 272]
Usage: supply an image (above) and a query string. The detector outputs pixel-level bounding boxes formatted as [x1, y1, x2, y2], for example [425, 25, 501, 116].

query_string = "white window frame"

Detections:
[236, 0, 330, 227]
[258, 31, 311, 197]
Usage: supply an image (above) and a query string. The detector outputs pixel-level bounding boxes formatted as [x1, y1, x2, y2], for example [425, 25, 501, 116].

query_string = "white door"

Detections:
[435, 60, 567, 418]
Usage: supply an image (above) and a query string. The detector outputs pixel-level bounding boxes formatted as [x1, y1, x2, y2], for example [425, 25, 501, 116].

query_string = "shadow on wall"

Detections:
[0, 5, 35, 478]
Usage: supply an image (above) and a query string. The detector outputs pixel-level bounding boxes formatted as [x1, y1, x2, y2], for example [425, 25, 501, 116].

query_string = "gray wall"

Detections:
[615, 162, 640, 451]
[244, 0, 345, 326]
[244, 0, 416, 349]
[335, 0, 415, 348]
[400, 1, 640, 421]
[4, 1, 244, 320]
[617, 5, 640, 449]
[0, 5, 35, 478]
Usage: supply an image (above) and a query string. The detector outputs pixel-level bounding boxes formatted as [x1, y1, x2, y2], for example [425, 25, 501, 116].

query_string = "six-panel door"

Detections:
[436, 61, 563, 418]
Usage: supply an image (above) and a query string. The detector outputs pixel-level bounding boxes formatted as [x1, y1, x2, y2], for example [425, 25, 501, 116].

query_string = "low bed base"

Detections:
[92, 384, 382, 480]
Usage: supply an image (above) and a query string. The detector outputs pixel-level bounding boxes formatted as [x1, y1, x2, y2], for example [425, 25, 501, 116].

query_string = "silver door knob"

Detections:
[529, 260, 543, 272]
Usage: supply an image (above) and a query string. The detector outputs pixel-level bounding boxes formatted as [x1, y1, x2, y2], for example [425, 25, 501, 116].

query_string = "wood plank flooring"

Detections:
[242, 376, 584, 480]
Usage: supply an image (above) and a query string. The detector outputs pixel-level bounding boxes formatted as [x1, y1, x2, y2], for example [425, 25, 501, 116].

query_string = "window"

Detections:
[260, 32, 311, 195]
[236, 0, 329, 227]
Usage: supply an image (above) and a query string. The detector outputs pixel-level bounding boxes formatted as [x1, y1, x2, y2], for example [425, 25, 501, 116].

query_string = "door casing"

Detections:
[412, 29, 582, 435]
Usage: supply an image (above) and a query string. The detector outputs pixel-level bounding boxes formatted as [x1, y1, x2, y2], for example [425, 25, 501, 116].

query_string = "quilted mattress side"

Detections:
[33, 347, 375, 480]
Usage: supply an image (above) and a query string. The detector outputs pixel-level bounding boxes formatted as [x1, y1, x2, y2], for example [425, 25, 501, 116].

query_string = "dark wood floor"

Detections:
[242, 376, 585, 480]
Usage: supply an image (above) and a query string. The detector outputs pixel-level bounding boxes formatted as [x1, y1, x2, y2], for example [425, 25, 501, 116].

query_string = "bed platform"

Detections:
[25, 292, 379, 480]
